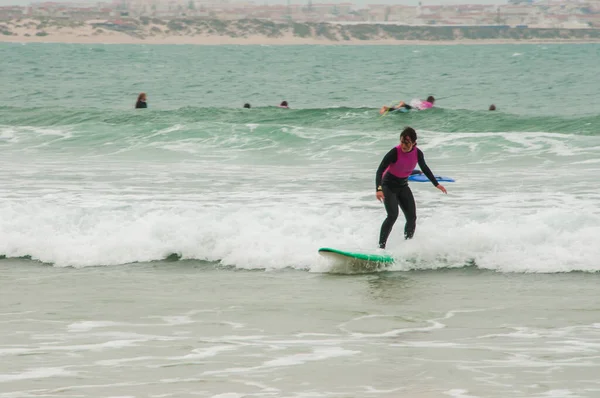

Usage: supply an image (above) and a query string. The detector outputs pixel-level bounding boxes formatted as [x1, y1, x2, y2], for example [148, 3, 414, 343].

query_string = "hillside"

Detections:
[2, 17, 600, 43]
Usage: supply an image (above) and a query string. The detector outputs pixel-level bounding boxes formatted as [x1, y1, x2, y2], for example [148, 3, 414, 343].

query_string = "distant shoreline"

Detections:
[2, 17, 600, 46]
[2, 36, 600, 46]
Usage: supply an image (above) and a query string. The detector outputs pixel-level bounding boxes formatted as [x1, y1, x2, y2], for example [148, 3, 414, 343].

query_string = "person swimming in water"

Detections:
[244, 103, 251, 109]
[135, 93, 147, 109]
[489, 104, 496, 111]
[375, 127, 447, 249]
[380, 96, 435, 114]
[278, 101, 289, 109]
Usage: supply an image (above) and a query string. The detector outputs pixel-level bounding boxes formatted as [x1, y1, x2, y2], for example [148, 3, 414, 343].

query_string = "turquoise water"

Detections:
[1, 42, 600, 398]
[2, 43, 600, 114]
[1, 43, 599, 270]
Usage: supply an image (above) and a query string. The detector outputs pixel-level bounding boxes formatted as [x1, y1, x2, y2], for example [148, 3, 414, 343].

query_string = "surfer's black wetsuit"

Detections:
[376, 148, 438, 249]
[388, 104, 412, 112]
[135, 100, 147, 109]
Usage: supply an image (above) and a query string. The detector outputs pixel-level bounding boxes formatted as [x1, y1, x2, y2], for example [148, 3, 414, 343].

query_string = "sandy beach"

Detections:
[2, 18, 600, 45]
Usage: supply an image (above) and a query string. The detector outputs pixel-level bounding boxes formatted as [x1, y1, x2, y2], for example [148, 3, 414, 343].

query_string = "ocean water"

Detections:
[1, 43, 600, 397]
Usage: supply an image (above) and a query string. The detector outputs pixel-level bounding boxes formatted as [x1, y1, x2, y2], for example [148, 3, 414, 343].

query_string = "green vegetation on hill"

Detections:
[0, 23, 13, 35]
[292, 22, 311, 38]
[3, 16, 600, 42]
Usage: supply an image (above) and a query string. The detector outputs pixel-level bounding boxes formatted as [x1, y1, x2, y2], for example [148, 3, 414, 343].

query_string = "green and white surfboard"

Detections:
[318, 247, 395, 264]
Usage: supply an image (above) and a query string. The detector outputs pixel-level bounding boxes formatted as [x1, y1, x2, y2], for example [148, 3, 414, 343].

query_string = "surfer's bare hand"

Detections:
[436, 185, 447, 194]
[376, 191, 384, 202]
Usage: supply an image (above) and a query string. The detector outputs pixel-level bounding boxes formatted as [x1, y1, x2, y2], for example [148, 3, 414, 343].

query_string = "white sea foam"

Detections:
[0, 367, 75, 383]
[0, 171, 598, 272]
[262, 347, 359, 368]
[67, 321, 121, 332]
[0, 126, 598, 272]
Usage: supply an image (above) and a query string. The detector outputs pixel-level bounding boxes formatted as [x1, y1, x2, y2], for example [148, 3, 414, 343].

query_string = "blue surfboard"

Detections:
[408, 174, 455, 183]
[409, 170, 455, 183]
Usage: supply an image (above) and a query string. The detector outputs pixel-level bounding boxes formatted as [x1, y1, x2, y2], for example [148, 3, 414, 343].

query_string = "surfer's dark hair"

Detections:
[400, 127, 417, 144]
[426, 96, 435, 103]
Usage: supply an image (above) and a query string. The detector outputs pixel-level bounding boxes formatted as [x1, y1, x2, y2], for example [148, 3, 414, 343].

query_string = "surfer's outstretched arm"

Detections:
[417, 149, 447, 194]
